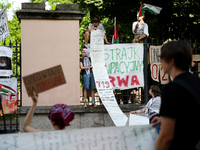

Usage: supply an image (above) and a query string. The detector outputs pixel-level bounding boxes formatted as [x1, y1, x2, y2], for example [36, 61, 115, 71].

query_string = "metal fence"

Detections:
[0, 41, 21, 133]
[80, 38, 200, 105]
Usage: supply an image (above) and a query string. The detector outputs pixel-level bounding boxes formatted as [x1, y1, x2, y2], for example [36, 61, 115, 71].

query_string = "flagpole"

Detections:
[114, 17, 116, 40]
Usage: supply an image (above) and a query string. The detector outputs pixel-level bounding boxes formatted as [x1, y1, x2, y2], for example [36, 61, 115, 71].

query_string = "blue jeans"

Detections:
[149, 112, 161, 134]
[83, 73, 95, 89]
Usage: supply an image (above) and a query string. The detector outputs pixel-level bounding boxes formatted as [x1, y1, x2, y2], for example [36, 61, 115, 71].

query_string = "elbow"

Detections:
[23, 125, 28, 132]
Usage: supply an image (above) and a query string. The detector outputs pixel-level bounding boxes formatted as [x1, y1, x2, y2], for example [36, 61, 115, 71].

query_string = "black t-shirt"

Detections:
[160, 72, 200, 150]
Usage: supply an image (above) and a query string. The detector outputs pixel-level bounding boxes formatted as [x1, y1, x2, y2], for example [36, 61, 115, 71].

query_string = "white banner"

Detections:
[150, 63, 159, 82]
[90, 29, 128, 126]
[0, 125, 158, 150]
[104, 44, 144, 90]
[0, 7, 10, 41]
[0, 46, 13, 76]
[129, 114, 149, 126]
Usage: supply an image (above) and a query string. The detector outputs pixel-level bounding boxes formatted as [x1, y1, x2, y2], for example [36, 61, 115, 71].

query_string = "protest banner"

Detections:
[23, 65, 66, 97]
[160, 64, 169, 84]
[104, 44, 144, 90]
[150, 63, 159, 82]
[129, 114, 149, 126]
[0, 7, 10, 41]
[90, 29, 128, 126]
[0, 46, 13, 76]
[0, 125, 158, 150]
[149, 45, 161, 64]
[193, 54, 200, 61]
[0, 78, 17, 114]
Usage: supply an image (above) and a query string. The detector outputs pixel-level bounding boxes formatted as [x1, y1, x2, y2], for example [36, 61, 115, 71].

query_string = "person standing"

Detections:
[80, 48, 96, 107]
[132, 12, 149, 43]
[84, 16, 110, 47]
[129, 85, 161, 133]
[152, 40, 200, 150]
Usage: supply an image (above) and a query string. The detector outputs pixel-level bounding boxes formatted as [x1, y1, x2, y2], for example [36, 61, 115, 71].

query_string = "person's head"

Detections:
[49, 104, 74, 130]
[149, 85, 161, 98]
[137, 12, 145, 21]
[160, 40, 192, 74]
[81, 48, 89, 57]
[92, 16, 100, 27]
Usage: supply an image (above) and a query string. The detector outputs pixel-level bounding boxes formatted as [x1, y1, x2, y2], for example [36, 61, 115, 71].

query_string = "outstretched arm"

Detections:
[23, 91, 43, 132]
[104, 34, 111, 44]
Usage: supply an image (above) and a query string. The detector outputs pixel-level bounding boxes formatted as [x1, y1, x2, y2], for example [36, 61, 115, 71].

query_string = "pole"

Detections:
[143, 37, 148, 103]
[114, 17, 116, 39]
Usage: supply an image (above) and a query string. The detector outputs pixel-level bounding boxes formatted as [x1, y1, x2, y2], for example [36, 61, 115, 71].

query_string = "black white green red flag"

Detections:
[112, 17, 119, 44]
[138, 3, 162, 17]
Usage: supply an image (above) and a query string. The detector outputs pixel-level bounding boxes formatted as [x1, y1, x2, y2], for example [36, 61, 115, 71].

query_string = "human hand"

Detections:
[89, 66, 93, 69]
[136, 23, 139, 29]
[151, 116, 161, 127]
[106, 41, 111, 45]
[129, 111, 136, 115]
[31, 91, 38, 105]
[93, 27, 97, 30]
[135, 38, 140, 43]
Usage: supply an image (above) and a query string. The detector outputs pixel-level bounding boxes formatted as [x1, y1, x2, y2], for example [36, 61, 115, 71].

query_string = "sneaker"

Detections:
[84, 102, 87, 107]
[92, 101, 97, 107]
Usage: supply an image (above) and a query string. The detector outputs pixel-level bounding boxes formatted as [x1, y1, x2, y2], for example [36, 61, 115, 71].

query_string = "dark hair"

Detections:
[48, 114, 65, 129]
[92, 16, 100, 23]
[160, 40, 192, 71]
[150, 85, 161, 97]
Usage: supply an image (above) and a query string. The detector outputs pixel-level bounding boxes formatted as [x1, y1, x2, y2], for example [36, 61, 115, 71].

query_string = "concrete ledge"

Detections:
[22, 3, 45, 10]
[19, 104, 145, 114]
[19, 104, 146, 131]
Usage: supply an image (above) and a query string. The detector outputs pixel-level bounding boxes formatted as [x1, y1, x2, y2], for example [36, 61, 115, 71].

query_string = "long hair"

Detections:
[151, 85, 161, 97]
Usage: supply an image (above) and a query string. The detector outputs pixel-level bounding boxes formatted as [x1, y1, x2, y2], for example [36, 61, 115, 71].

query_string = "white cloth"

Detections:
[144, 96, 161, 116]
[81, 48, 91, 76]
[88, 23, 106, 33]
[132, 21, 149, 37]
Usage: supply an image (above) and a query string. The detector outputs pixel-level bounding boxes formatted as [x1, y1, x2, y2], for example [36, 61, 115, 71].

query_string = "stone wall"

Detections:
[19, 104, 146, 132]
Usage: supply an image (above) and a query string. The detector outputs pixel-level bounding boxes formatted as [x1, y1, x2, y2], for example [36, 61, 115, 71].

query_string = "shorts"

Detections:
[83, 73, 95, 89]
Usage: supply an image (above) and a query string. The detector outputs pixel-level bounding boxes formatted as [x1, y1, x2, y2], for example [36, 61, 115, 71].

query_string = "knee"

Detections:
[85, 31, 90, 36]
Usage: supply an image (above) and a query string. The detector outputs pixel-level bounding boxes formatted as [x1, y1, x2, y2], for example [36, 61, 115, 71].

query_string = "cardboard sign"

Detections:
[149, 45, 161, 64]
[104, 43, 144, 90]
[0, 7, 10, 41]
[193, 54, 200, 61]
[23, 65, 66, 96]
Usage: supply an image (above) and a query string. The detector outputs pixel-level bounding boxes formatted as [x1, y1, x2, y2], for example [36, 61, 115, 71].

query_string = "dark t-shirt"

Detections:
[160, 72, 200, 150]
[80, 57, 93, 74]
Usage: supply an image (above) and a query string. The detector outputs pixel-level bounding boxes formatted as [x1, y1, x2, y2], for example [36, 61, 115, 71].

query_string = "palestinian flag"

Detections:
[112, 18, 119, 44]
[138, 3, 162, 17]
[0, 84, 16, 99]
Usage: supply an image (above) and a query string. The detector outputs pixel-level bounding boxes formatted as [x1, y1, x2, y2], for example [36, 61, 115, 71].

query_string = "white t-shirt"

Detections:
[88, 23, 106, 33]
[132, 21, 149, 37]
[144, 96, 161, 116]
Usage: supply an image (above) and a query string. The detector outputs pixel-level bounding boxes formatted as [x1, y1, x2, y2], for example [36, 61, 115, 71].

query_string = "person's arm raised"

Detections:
[23, 91, 43, 132]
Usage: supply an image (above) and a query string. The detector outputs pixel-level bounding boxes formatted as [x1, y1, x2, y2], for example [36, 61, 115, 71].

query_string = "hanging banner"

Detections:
[0, 125, 158, 150]
[149, 45, 161, 64]
[0, 7, 10, 41]
[104, 44, 144, 90]
[90, 29, 128, 126]
[160, 64, 169, 84]
[0, 78, 17, 114]
[150, 63, 159, 82]
[0, 46, 13, 76]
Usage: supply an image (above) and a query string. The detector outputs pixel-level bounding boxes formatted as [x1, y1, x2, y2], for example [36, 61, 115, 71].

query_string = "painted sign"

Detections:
[0, 7, 10, 41]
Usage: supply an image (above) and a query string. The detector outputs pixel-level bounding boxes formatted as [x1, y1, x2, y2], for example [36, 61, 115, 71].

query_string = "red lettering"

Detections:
[131, 75, 140, 85]
[109, 76, 116, 87]
[152, 64, 158, 79]
[117, 76, 129, 87]
[105, 81, 110, 88]
[161, 67, 168, 81]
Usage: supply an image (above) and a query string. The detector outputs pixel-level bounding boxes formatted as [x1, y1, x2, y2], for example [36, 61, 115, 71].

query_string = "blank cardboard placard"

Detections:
[193, 54, 200, 61]
[23, 65, 66, 96]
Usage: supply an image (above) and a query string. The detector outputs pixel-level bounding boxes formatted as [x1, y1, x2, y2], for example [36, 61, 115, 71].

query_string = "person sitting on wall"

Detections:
[23, 91, 74, 132]
[80, 48, 96, 107]
[129, 85, 161, 133]
[132, 12, 149, 43]
[84, 16, 111, 47]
